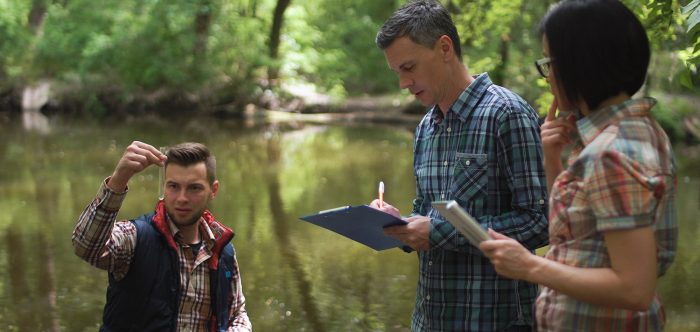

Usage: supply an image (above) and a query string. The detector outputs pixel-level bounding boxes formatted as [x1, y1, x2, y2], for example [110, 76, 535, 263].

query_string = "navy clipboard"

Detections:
[299, 205, 407, 251]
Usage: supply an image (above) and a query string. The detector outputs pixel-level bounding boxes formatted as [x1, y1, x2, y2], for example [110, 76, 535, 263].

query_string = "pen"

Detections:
[378, 181, 384, 208]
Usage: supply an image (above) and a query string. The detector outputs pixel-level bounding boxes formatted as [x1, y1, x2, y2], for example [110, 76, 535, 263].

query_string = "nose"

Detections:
[399, 75, 413, 90]
[173, 188, 189, 203]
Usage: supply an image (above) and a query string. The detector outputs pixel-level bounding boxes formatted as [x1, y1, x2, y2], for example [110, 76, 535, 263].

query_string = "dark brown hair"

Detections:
[165, 142, 216, 185]
[539, 0, 650, 110]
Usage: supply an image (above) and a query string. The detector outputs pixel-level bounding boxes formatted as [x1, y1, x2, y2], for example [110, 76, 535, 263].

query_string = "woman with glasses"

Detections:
[480, 0, 678, 331]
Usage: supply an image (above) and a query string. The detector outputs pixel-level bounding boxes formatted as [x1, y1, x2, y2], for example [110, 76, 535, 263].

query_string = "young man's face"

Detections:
[383, 36, 449, 108]
[162, 162, 218, 228]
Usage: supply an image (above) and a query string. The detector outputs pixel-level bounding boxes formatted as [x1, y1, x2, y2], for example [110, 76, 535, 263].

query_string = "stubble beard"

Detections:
[166, 206, 206, 228]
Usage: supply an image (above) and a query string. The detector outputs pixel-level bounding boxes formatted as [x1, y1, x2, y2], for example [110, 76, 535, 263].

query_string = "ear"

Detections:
[210, 180, 219, 199]
[437, 35, 454, 60]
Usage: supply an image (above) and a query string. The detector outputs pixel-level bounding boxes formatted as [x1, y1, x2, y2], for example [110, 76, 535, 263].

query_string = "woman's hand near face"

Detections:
[541, 99, 576, 158]
[541, 98, 577, 192]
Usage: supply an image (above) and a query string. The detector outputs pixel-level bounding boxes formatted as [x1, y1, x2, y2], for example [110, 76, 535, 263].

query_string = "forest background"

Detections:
[0, 2, 699, 330]
[0, 0, 699, 139]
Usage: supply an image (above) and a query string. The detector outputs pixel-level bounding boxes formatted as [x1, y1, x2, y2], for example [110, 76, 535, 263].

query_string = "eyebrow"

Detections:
[387, 59, 414, 73]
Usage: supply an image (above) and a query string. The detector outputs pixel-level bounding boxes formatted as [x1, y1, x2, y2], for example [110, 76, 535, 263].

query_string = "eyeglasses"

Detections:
[535, 57, 552, 78]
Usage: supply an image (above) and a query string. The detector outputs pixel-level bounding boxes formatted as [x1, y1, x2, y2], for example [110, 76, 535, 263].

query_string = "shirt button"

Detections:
[428, 261, 433, 266]
[465, 160, 471, 166]
[443, 160, 448, 166]
[539, 199, 545, 205]
[441, 194, 445, 199]
[447, 127, 452, 132]
[426, 295, 431, 301]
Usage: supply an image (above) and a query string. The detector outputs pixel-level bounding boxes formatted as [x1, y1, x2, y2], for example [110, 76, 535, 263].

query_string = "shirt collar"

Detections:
[166, 213, 216, 249]
[576, 97, 656, 146]
[430, 73, 492, 124]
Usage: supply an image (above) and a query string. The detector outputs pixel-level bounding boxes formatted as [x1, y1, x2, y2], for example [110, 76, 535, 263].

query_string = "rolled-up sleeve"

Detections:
[71, 179, 136, 280]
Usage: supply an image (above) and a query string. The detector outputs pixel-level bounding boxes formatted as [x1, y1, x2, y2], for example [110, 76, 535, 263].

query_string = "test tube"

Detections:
[158, 146, 167, 200]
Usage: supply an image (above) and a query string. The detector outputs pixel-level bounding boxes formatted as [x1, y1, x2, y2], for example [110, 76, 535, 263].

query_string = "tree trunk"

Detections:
[268, 0, 292, 84]
[238, 0, 258, 17]
[28, 0, 48, 34]
[492, 34, 510, 86]
[194, 0, 212, 59]
[22, 0, 57, 132]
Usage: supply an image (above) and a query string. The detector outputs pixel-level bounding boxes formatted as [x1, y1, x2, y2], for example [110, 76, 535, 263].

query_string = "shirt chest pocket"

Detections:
[451, 153, 488, 207]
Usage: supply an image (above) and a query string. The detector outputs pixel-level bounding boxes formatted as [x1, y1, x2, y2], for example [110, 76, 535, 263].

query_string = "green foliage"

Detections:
[681, 0, 700, 88]
[283, 0, 399, 96]
[0, 0, 32, 84]
[628, 0, 699, 91]
[534, 78, 554, 118]
[452, 0, 551, 103]
[1, 0, 276, 113]
[35, 0, 218, 90]
[636, 0, 683, 47]
[650, 99, 686, 142]
[0, 0, 698, 116]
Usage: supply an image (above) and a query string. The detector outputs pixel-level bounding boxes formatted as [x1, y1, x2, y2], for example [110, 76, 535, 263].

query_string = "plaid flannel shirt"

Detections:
[72, 180, 252, 332]
[537, 98, 677, 331]
[410, 73, 549, 331]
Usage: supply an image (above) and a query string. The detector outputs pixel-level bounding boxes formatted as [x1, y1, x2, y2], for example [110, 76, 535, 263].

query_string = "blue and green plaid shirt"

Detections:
[410, 74, 548, 331]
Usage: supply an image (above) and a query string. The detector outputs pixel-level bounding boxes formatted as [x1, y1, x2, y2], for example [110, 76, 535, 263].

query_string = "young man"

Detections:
[72, 141, 251, 331]
[372, 1, 548, 331]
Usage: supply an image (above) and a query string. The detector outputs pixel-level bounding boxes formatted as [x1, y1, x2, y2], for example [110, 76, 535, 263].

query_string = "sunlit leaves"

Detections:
[627, 0, 699, 90]
[281, 0, 400, 96]
[681, 0, 700, 87]
[684, 0, 700, 33]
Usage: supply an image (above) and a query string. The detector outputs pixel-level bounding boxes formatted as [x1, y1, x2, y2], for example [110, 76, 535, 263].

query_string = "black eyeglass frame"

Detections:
[535, 57, 552, 78]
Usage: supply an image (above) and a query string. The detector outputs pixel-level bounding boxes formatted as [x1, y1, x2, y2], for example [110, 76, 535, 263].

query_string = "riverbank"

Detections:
[1, 81, 699, 144]
[0, 81, 427, 127]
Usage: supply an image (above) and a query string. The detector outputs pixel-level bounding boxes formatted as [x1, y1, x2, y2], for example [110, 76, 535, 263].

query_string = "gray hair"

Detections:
[375, 0, 462, 60]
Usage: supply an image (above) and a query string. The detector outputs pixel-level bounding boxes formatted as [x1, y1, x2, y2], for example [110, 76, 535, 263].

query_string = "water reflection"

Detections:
[0, 118, 697, 331]
[265, 133, 324, 332]
[21, 81, 51, 134]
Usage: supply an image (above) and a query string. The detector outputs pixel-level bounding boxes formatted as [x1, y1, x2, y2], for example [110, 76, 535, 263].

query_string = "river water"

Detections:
[0, 117, 697, 331]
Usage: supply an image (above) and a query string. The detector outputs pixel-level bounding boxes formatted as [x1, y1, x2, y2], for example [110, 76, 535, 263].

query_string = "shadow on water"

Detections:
[6, 229, 33, 330]
[35, 177, 60, 332]
[4, 136, 61, 332]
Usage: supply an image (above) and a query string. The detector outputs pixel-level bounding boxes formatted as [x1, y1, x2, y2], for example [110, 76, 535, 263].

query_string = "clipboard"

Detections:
[431, 200, 491, 247]
[299, 205, 407, 251]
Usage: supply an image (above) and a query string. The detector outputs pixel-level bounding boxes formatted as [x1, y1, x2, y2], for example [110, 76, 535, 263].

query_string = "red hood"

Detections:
[151, 200, 235, 270]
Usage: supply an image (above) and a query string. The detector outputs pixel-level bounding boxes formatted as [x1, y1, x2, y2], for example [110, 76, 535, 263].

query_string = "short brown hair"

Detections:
[164, 142, 216, 185]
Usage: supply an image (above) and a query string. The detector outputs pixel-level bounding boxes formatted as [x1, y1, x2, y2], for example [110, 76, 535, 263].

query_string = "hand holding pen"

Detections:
[370, 181, 401, 218]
